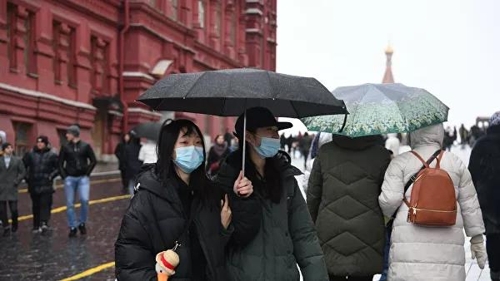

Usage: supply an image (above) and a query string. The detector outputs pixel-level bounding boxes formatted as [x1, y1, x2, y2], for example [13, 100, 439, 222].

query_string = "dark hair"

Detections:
[238, 128, 283, 204]
[156, 119, 214, 202]
[214, 134, 224, 142]
[123, 132, 140, 145]
[2, 142, 12, 151]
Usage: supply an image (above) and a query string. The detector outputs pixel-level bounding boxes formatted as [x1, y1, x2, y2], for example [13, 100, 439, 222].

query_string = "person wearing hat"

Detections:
[22, 136, 59, 233]
[59, 124, 97, 237]
[215, 107, 328, 281]
[0, 142, 26, 236]
[469, 111, 500, 281]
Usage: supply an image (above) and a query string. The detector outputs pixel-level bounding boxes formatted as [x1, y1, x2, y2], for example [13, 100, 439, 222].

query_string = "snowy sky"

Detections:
[276, 0, 500, 135]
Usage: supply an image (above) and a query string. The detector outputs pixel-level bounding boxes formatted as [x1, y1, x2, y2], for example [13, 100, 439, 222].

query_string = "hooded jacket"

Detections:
[307, 135, 391, 277]
[378, 124, 485, 281]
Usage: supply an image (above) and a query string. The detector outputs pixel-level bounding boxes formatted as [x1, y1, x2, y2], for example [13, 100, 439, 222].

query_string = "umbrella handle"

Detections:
[241, 110, 247, 177]
[338, 113, 348, 133]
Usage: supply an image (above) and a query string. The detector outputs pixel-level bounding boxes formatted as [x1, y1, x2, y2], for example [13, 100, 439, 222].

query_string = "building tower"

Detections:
[382, 44, 395, 83]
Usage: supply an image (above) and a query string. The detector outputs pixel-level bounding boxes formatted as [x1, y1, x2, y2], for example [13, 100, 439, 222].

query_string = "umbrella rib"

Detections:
[289, 99, 300, 118]
[265, 71, 277, 99]
[183, 72, 207, 99]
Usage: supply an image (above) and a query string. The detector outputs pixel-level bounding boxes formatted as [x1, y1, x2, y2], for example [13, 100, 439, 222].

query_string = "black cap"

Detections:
[234, 107, 293, 138]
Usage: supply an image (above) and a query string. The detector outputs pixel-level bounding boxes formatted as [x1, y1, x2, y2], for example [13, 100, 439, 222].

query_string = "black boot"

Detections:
[78, 223, 87, 235]
[68, 227, 77, 238]
[3, 226, 11, 237]
[40, 222, 49, 234]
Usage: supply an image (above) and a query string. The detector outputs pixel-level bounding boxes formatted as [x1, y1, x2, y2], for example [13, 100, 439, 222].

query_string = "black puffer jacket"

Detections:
[469, 124, 500, 234]
[307, 135, 391, 277]
[23, 147, 58, 194]
[115, 165, 232, 281]
[58, 140, 96, 178]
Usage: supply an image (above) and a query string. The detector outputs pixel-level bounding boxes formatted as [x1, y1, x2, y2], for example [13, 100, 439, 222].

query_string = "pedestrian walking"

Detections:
[0, 142, 26, 236]
[307, 134, 391, 281]
[59, 124, 96, 237]
[22, 136, 58, 233]
[379, 124, 487, 281]
[115, 133, 131, 191]
[215, 107, 329, 281]
[115, 119, 253, 281]
[115, 132, 142, 195]
[299, 132, 313, 169]
[469, 111, 500, 281]
[206, 134, 230, 178]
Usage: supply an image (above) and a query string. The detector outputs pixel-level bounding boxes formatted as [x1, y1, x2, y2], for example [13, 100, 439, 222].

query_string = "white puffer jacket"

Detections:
[378, 124, 485, 281]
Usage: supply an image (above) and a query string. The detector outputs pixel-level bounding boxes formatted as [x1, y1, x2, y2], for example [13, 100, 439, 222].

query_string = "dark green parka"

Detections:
[307, 136, 391, 278]
[216, 151, 328, 281]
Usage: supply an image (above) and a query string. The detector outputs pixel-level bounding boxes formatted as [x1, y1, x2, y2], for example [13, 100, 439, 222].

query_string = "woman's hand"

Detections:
[220, 194, 232, 229]
[233, 170, 253, 197]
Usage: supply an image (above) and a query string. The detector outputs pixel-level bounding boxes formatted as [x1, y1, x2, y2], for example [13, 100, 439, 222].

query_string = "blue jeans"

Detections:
[64, 176, 90, 228]
[127, 179, 136, 196]
[380, 224, 392, 281]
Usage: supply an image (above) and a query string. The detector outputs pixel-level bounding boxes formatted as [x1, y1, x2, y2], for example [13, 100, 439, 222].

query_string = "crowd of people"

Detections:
[0, 124, 96, 237]
[1, 109, 499, 281]
[114, 108, 500, 281]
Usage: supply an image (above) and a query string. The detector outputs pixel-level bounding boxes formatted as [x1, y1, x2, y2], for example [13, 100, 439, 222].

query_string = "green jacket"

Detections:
[216, 151, 329, 281]
[307, 136, 391, 277]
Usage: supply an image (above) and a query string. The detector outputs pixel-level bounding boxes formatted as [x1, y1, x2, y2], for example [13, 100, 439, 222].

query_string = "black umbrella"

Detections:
[130, 122, 162, 141]
[137, 68, 348, 171]
[137, 68, 347, 117]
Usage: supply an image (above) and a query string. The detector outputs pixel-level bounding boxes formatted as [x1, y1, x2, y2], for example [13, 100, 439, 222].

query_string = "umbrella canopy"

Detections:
[301, 83, 449, 137]
[130, 122, 162, 141]
[137, 68, 347, 118]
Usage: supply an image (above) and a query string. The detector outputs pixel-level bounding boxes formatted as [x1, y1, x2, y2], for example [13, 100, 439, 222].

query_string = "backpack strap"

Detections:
[391, 149, 442, 218]
[434, 150, 445, 169]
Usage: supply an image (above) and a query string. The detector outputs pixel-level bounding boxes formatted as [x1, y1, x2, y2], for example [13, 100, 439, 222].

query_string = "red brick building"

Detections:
[0, 0, 277, 160]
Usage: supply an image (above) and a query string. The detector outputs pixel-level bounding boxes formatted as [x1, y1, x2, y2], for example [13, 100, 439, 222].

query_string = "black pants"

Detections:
[487, 234, 500, 278]
[330, 276, 373, 281]
[0, 200, 18, 229]
[120, 169, 128, 189]
[30, 193, 53, 228]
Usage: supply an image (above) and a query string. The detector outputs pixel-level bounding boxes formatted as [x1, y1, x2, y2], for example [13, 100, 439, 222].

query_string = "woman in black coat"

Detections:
[115, 119, 253, 281]
[469, 112, 500, 281]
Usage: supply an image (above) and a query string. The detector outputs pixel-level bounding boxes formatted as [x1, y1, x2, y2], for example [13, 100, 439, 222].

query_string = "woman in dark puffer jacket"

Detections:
[115, 119, 254, 281]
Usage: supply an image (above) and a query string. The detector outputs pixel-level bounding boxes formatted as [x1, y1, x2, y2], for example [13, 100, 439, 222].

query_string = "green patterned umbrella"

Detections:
[301, 83, 449, 137]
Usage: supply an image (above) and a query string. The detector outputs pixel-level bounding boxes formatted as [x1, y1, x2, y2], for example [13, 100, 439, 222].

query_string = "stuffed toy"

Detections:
[155, 249, 180, 281]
